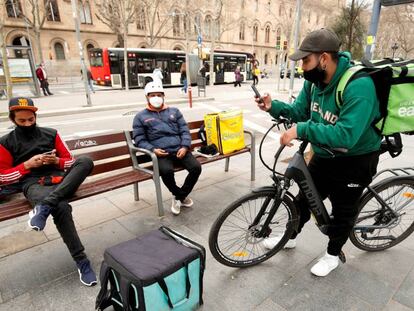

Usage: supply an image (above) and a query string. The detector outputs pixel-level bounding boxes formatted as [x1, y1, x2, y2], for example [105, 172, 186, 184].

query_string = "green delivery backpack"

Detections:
[336, 58, 414, 157]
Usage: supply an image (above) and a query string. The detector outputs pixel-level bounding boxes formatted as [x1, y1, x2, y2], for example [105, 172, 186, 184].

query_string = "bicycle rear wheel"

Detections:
[208, 189, 297, 267]
[350, 177, 414, 251]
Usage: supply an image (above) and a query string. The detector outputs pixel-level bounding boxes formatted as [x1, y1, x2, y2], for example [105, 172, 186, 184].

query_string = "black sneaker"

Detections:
[28, 203, 52, 231]
[76, 258, 97, 286]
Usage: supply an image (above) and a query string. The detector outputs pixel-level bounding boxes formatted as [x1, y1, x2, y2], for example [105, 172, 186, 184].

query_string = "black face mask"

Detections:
[303, 61, 326, 85]
[16, 123, 37, 135]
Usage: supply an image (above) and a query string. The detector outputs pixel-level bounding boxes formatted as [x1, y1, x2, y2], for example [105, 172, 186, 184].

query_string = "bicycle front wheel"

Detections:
[350, 177, 414, 251]
[208, 189, 297, 268]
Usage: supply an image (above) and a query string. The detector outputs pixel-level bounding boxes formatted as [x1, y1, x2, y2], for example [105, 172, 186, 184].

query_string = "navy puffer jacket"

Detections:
[132, 107, 191, 153]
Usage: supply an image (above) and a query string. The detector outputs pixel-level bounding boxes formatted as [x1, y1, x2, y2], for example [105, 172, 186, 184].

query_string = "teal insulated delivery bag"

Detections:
[96, 227, 205, 311]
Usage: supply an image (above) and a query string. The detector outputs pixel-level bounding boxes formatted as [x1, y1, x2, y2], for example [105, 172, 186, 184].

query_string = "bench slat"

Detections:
[91, 158, 133, 176]
[74, 146, 129, 162]
[188, 120, 204, 130]
[0, 170, 152, 222]
[66, 132, 126, 150]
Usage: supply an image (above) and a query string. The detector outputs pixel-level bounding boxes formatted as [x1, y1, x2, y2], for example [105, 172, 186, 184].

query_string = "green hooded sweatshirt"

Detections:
[269, 52, 382, 157]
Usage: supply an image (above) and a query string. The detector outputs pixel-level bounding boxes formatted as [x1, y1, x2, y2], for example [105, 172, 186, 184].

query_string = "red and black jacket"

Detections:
[0, 126, 74, 186]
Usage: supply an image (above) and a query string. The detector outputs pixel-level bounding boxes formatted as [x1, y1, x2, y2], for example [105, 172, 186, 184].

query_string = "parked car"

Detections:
[280, 66, 303, 79]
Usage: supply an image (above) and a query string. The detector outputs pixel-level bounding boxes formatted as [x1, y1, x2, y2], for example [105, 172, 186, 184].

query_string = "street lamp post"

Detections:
[391, 43, 399, 59]
[70, 0, 92, 107]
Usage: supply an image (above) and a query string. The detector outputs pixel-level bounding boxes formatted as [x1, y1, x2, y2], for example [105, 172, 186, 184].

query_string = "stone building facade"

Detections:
[3, 0, 345, 77]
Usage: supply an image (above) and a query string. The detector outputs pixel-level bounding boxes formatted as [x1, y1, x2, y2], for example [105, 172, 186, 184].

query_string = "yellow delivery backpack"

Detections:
[204, 110, 245, 155]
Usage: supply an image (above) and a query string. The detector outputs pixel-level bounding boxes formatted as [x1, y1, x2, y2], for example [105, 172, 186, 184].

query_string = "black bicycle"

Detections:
[209, 118, 414, 267]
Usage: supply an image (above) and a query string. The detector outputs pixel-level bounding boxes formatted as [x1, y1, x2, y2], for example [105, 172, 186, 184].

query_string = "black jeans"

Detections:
[158, 152, 202, 201]
[252, 75, 259, 85]
[23, 156, 94, 262]
[290, 151, 380, 256]
[40, 80, 52, 95]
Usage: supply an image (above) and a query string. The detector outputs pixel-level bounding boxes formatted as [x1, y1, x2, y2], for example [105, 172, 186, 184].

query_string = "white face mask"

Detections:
[149, 96, 164, 108]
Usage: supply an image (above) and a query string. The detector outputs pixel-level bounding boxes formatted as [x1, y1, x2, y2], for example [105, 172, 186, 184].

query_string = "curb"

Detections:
[0, 97, 215, 122]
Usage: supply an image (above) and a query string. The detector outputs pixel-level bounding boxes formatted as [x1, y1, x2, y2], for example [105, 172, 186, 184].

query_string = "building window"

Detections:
[255, 0, 258, 12]
[276, 27, 281, 49]
[253, 24, 258, 42]
[316, 14, 320, 25]
[264, 54, 268, 65]
[289, 8, 293, 18]
[205, 15, 212, 39]
[278, 4, 282, 16]
[54, 42, 65, 60]
[265, 25, 270, 43]
[79, 1, 92, 24]
[173, 10, 181, 36]
[275, 54, 278, 65]
[239, 22, 245, 40]
[241, 0, 245, 8]
[308, 11, 311, 23]
[6, 0, 22, 18]
[46, 0, 61, 22]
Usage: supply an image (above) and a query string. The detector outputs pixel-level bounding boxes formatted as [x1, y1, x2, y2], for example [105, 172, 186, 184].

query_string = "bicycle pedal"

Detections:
[339, 251, 346, 263]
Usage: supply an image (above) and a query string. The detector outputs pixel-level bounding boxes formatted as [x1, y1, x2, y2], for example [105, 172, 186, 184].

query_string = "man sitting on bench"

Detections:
[132, 82, 202, 215]
[0, 97, 97, 286]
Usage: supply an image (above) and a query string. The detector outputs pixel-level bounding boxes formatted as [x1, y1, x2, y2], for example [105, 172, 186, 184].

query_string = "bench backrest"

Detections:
[65, 132, 132, 176]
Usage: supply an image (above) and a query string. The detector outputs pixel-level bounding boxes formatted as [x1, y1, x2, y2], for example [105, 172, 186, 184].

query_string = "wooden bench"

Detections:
[0, 132, 153, 222]
[124, 120, 255, 216]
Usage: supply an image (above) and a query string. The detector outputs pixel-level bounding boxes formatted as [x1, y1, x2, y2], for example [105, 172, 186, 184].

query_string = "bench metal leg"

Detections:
[152, 160, 164, 217]
[224, 157, 230, 172]
[133, 182, 139, 201]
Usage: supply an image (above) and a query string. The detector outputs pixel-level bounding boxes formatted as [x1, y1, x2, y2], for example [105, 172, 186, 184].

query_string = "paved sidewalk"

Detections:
[0, 139, 413, 311]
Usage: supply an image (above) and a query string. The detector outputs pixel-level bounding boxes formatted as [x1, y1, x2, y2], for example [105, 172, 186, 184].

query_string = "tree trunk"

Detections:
[117, 33, 124, 47]
[0, 29, 12, 98]
[123, 29, 129, 90]
[347, 0, 355, 52]
[35, 28, 43, 64]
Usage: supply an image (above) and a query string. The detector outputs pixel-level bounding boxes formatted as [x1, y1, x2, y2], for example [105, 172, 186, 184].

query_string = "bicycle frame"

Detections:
[252, 140, 332, 237]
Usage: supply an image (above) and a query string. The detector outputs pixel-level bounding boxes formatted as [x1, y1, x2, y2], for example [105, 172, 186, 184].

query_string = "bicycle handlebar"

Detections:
[259, 118, 349, 176]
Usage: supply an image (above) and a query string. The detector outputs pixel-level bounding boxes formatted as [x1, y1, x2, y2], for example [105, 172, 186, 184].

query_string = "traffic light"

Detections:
[381, 0, 414, 6]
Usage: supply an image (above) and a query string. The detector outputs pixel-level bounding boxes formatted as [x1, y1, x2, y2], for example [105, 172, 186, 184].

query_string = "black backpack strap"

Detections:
[95, 262, 112, 310]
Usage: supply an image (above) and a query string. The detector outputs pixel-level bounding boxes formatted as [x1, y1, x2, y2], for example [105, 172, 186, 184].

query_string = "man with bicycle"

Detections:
[256, 29, 382, 277]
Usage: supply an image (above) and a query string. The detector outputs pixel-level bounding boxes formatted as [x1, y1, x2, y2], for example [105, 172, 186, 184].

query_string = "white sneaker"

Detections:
[310, 252, 339, 277]
[171, 198, 181, 215]
[262, 236, 296, 250]
[181, 197, 193, 208]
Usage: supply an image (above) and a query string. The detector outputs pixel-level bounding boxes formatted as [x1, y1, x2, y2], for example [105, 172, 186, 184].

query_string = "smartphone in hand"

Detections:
[42, 150, 55, 155]
[251, 85, 263, 103]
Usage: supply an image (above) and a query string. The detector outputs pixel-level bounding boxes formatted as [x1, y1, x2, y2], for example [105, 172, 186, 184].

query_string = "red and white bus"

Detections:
[89, 48, 249, 88]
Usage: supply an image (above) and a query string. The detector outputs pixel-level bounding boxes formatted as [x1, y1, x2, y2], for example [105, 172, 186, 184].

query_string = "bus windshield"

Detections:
[90, 51, 103, 67]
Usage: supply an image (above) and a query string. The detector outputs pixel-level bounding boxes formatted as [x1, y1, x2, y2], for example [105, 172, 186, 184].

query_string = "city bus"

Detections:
[89, 47, 249, 88]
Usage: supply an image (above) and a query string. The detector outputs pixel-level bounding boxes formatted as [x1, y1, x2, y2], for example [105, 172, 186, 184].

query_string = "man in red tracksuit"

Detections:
[0, 97, 96, 286]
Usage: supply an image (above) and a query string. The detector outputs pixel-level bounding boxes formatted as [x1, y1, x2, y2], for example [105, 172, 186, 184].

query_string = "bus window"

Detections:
[90, 52, 103, 67]
[109, 52, 120, 74]
[171, 60, 184, 73]
[137, 58, 153, 73]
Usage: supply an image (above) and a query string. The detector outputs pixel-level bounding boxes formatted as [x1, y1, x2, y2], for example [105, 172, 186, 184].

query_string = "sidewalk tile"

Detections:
[382, 300, 414, 311]
[270, 266, 375, 311]
[0, 222, 47, 258]
[71, 197, 125, 229]
[394, 266, 414, 309]
[254, 298, 287, 311]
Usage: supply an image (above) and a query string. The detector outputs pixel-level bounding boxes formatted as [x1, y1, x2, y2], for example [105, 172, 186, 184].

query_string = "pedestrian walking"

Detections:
[180, 63, 187, 94]
[234, 66, 242, 87]
[36, 63, 53, 96]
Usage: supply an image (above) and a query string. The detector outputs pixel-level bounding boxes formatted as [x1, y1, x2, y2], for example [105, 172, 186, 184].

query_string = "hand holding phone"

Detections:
[42, 150, 55, 155]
